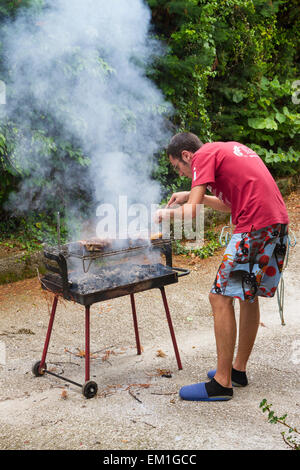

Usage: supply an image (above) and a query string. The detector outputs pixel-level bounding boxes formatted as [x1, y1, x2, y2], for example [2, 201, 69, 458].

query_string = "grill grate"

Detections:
[43, 237, 173, 273]
[40, 238, 188, 305]
[34, 238, 189, 396]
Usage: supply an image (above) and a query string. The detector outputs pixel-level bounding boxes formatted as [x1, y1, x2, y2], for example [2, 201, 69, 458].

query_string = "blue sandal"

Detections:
[179, 380, 233, 402]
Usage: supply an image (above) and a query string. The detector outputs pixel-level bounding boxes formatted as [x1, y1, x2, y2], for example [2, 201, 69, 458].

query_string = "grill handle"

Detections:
[43, 250, 70, 298]
[172, 267, 190, 277]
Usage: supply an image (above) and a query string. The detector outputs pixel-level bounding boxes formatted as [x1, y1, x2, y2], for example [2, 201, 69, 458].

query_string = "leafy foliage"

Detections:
[260, 399, 300, 450]
[0, 211, 68, 253]
[172, 228, 222, 258]
[0, 0, 105, 223]
[149, 0, 300, 191]
[0, 0, 299, 238]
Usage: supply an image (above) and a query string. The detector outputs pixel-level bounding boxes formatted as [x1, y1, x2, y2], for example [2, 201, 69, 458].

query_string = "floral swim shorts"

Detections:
[211, 223, 288, 303]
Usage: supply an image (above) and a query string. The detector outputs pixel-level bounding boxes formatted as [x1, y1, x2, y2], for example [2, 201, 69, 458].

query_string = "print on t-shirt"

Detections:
[233, 145, 259, 158]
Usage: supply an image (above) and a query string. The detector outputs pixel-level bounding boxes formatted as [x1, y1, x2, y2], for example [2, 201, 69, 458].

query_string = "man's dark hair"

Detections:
[166, 132, 203, 161]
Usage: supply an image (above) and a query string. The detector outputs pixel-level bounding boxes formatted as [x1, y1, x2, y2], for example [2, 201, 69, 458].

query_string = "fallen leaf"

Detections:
[76, 349, 86, 358]
[17, 328, 35, 335]
[126, 383, 150, 390]
[102, 350, 117, 362]
[145, 368, 172, 377]
[188, 259, 197, 265]
[156, 349, 167, 358]
[157, 368, 172, 376]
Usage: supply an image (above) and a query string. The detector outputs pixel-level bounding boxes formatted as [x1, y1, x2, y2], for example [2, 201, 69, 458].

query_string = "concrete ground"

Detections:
[0, 200, 299, 450]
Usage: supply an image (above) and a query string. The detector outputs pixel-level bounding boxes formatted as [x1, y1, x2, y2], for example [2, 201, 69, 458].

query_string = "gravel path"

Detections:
[0, 195, 299, 450]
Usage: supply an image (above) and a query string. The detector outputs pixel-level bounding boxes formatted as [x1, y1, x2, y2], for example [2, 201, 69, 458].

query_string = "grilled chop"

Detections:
[78, 238, 112, 251]
[150, 232, 163, 240]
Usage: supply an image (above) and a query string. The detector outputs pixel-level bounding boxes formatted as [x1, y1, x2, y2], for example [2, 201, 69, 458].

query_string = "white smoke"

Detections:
[2, 0, 172, 237]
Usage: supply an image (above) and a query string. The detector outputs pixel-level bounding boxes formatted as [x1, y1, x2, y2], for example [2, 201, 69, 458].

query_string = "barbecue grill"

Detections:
[32, 237, 189, 398]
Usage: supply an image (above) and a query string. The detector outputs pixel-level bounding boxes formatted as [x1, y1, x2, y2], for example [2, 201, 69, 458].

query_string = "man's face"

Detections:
[169, 154, 193, 178]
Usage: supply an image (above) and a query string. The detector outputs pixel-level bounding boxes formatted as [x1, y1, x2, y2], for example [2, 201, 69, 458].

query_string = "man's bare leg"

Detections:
[233, 297, 260, 372]
[209, 293, 236, 388]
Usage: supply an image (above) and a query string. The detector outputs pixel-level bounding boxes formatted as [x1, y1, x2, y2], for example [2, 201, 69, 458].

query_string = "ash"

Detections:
[69, 263, 171, 294]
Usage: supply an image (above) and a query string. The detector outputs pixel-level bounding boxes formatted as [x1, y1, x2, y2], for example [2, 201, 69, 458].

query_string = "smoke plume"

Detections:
[2, 0, 172, 238]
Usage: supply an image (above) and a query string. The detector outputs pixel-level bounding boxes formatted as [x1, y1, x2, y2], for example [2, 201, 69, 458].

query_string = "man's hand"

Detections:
[167, 191, 190, 207]
[154, 185, 207, 224]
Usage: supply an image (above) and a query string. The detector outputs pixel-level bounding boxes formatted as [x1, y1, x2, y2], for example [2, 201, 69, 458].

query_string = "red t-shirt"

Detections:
[191, 142, 289, 233]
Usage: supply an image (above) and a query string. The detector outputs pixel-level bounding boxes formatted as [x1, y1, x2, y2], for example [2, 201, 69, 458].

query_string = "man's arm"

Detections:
[203, 195, 231, 213]
[156, 185, 207, 222]
[167, 191, 231, 213]
[181, 185, 207, 218]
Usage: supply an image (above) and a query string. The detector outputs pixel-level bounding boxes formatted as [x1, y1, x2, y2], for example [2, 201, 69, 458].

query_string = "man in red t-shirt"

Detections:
[156, 132, 289, 402]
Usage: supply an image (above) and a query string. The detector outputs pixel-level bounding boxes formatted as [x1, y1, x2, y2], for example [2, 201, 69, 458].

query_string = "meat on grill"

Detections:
[150, 232, 163, 240]
[77, 233, 163, 252]
[78, 238, 112, 251]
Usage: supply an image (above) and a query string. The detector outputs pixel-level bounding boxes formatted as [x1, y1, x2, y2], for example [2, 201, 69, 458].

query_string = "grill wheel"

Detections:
[82, 380, 98, 399]
[32, 360, 47, 377]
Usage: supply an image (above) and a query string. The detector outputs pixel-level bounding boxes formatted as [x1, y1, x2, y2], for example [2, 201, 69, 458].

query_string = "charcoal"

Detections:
[69, 263, 172, 295]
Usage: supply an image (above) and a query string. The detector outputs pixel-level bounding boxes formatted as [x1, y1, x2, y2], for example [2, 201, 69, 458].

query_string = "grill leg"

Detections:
[159, 287, 183, 370]
[39, 295, 58, 373]
[85, 305, 90, 382]
[130, 294, 142, 355]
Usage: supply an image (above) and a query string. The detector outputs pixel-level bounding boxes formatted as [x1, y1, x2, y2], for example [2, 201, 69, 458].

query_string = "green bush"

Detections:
[148, 0, 300, 192]
[260, 399, 300, 450]
[0, 0, 299, 233]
